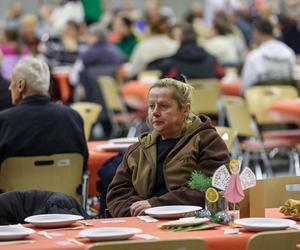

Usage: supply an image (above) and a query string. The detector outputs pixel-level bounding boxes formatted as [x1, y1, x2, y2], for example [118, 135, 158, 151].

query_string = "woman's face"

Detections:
[147, 87, 190, 139]
[112, 17, 130, 37]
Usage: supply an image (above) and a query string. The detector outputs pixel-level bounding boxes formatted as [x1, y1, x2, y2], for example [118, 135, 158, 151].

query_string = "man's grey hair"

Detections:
[88, 23, 107, 42]
[13, 57, 50, 94]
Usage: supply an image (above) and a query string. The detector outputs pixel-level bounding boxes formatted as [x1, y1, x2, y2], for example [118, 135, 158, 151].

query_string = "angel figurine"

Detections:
[212, 159, 256, 204]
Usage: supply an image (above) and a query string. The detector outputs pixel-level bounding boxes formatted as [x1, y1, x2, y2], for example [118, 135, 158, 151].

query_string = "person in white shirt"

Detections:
[241, 18, 296, 94]
[126, 16, 178, 79]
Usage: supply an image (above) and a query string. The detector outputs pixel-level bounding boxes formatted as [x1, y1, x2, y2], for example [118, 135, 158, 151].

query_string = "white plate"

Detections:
[0, 226, 35, 241]
[95, 143, 132, 152]
[160, 217, 209, 228]
[79, 227, 142, 242]
[145, 205, 202, 219]
[109, 137, 138, 144]
[234, 218, 296, 232]
[24, 214, 83, 228]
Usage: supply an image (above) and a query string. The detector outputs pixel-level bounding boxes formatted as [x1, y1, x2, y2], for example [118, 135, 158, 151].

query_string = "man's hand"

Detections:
[130, 200, 151, 216]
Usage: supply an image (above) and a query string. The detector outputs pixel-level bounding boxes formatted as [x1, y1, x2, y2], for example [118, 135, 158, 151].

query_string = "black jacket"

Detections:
[148, 42, 224, 79]
[0, 190, 89, 225]
[0, 95, 88, 168]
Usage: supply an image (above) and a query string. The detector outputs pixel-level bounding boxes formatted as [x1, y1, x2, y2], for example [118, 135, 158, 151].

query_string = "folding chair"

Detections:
[245, 85, 300, 175]
[222, 96, 300, 178]
[71, 102, 102, 140]
[137, 70, 162, 83]
[97, 76, 146, 138]
[87, 238, 206, 250]
[247, 230, 300, 250]
[240, 176, 300, 217]
[245, 85, 298, 126]
[0, 153, 88, 209]
[215, 126, 238, 157]
[188, 79, 221, 124]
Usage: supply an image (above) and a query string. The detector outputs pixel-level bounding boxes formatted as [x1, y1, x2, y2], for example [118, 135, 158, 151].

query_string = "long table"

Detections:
[1, 208, 290, 250]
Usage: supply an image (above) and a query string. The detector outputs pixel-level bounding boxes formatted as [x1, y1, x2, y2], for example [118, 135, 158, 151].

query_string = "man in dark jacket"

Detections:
[148, 23, 224, 79]
[0, 57, 88, 166]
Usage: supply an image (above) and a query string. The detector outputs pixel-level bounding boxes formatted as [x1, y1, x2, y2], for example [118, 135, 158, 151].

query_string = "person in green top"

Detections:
[81, 0, 103, 25]
[112, 14, 139, 59]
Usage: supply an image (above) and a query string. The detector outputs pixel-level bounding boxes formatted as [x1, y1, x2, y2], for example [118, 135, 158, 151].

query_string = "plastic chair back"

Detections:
[222, 96, 257, 137]
[138, 70, 161, 83]
[71, 102, 102, 140]
[88, 238, 206, 250]
[215, 126, 238, 152]
[245, 85, 298, 125]
[247, 230, 300, 250]
[0, 153, 84, 204]
[188, 79, 221, 114]
[98, 76, 126, 113]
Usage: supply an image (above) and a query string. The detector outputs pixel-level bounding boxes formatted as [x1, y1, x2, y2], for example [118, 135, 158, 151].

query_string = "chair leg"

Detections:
[260, 150, 273, 177]
[81, 171, 89, 211]
[292, 149, 300, 176]
[269, 147, 280, 159]
[241, 151, 250, 169]
[254, 159, 263, 180]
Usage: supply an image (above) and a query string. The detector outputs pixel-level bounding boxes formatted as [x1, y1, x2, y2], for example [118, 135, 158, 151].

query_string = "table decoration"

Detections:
[280, 199, 300, 217]
[188, 159, 256, 224]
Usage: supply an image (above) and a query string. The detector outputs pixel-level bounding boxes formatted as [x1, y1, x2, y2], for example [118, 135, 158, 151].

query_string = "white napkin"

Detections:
[137, 216, 158, 222]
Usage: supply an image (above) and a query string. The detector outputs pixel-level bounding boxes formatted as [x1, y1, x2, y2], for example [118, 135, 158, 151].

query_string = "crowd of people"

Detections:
[0, 0, 299, 220]
[0, 0, 298, 107]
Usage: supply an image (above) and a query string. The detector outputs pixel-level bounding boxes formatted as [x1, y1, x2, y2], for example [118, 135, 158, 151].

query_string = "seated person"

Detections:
[126, 16, 178, 79]
[0, 57, 88, 166]
[0, 28, 30, 80]
[111, 14, 139, 59]
[241, 18, 296, 94]
[106, 78, 229, 217]
[148, 23, 224, 79]
[41, 20, 86, 68]
[69, 23, 124, 99]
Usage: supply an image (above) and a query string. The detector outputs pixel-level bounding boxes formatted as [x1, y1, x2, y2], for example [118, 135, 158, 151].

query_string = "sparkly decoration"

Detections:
[194, 209, 212, 219]
[211, 211, 235, 225]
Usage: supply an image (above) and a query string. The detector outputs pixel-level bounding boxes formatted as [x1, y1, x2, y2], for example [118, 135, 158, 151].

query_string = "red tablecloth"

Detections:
[52, 71, 72, 103]
[87, 141, 118, 197]
[3, 208, 290, 250]
[220, 80, 241, 96]
[268, 100, 300, 125]
[120, 81, 151, 111]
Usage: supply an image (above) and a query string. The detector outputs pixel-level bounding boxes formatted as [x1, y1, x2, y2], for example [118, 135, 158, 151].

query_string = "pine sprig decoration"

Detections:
[188, 170, 212, 192]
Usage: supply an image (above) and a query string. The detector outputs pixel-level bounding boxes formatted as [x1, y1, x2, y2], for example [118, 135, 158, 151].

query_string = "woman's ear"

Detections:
[184, 103, 191, 115]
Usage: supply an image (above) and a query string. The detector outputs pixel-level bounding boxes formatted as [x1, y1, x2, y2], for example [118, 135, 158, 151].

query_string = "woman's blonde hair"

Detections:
[149, 78, 193, 109]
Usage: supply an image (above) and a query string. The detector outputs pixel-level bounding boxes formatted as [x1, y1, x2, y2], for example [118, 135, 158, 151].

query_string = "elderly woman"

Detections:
[106, 78, 229, 217]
